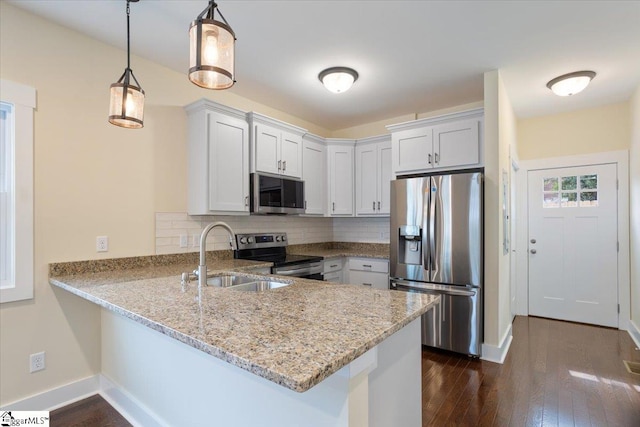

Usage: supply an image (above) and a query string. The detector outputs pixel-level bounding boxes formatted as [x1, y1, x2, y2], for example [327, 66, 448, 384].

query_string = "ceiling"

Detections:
[7, 0, 640, 131]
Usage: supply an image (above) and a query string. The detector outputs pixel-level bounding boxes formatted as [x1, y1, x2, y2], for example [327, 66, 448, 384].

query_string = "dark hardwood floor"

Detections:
[422, 316, 640, 426]
[49, 316, 640, 426]
[50, 394, 131, 427]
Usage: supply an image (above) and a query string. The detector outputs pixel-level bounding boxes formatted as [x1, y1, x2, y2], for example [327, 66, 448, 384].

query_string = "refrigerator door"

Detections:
[390, 279, 482, 356]
[390, 177, 429, 282]
[429, 172, 483, 287]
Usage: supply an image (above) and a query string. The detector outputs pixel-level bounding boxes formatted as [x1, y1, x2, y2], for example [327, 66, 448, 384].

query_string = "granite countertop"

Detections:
[50, 257, 436, 393]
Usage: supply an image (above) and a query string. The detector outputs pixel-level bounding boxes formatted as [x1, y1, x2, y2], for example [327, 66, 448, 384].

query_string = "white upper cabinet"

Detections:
[355, 135, 392, 216]
[302, 134, 326, 215]
[248, 113, 306, 179]
[387, 108, 483, 176]
[186, 100, 250, 215]
[327, 140, 355, 216]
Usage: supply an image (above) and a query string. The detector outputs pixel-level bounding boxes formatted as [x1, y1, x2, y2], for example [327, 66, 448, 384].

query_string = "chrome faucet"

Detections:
[196, 221, 237, 288]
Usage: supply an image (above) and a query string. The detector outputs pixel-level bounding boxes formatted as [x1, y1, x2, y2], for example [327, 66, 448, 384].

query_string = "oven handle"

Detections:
[273, 263, 322, 276]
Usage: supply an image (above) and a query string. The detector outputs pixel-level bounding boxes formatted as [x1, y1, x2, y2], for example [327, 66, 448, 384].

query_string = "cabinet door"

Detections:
[302, 139, 325, 215]
[254, 124, 280, 175]
[280, 131, 303, 178]
[208, 113, 249, 212]
[432, 119, 480, 169]
[328, 146, 354, 216]
[392, 127, 433, 174]
[355, 144, 378, 215]
[377, 140, 392, 215]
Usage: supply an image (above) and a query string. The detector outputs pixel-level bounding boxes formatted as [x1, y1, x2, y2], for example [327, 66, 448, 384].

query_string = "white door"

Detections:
[355, 144, 377, 215]
[302, 139, 325, 215]
[377, 141, 392, 215]
[528, 163, 618, 327]
[328, 146, 354, 216]
[432, 119, 480, 169]
[254, 124, 280, 175]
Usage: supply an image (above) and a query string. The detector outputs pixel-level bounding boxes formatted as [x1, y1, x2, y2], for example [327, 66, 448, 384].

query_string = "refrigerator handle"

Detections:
[423, 179, 431, 274]
[429, 180, 437, 273]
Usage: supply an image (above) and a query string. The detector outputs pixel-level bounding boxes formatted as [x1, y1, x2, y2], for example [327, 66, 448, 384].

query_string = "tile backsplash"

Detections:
[155, 213, 390, 254]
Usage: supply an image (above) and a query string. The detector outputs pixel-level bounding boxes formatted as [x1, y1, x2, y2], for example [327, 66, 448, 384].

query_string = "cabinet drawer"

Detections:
[323, 271, 342, 283]
[348, 270, 389, 290]
[348, 258, 388, 273]
[323, 259, 344, 273]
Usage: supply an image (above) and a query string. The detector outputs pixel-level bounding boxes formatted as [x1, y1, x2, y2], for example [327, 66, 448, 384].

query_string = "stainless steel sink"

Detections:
[229, 281, 290, 292]
[206, 275, 257, 287]
[206, 274, 290, 291]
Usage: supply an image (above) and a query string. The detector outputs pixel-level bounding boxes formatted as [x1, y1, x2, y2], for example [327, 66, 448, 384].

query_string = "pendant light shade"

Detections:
[108, 0, 144, 129]
[189, 1, 236, 90]
[546, 71, 596, 97]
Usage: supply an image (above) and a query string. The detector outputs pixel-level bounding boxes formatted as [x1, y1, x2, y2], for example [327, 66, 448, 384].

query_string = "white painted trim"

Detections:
[0, 375, 100, 411]
[385, 107, 484, 132]
[481, 321, 513, 364]
[184, 98, 247, 121]
[516, 150, 630, 329]
[628, 320, 640, 349]
[0, 374, 164, 427]
[99, 375, 166, 427]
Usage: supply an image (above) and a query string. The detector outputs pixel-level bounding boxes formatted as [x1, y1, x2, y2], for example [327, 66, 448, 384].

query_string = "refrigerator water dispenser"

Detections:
[398, 225, 422, 265]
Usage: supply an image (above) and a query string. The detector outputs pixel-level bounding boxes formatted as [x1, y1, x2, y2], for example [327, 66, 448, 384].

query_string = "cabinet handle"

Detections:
[278, 160, 282, 170]
[330, 264, 338, 268]
[362, 283, 372, 286]
[332, 202, 335, 212]
[434, 152, 439, 164]
[363, 264, 372, 268]
[283, 160, 286, 171]
[377, 201, 380, 210]
[372, 201, 376, 210]
[305, 200, 307, 209]
[244, 196, 248, 207]
[428, 153, 432, 164]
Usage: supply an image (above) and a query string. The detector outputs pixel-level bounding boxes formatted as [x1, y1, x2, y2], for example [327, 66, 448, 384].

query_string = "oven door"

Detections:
[272, 262, 322, 279]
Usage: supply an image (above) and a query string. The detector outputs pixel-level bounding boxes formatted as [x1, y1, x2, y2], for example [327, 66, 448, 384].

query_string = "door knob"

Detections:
[530, 238, 536, 244]
[530, 249, 537, 254]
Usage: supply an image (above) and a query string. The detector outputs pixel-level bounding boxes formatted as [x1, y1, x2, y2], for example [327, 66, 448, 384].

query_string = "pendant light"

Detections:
[108, 0, 145, 129]
[189, 1, 236, 90]
[546, 71, 596, 97]
[318, 67, 359, 93]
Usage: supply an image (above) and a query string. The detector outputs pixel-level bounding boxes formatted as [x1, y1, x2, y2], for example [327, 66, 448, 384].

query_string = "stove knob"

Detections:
[275, 236, 281, 242]
[281, 235, 287, 242]
[247, 236, 255, 244]
[239, 237, 247, 244]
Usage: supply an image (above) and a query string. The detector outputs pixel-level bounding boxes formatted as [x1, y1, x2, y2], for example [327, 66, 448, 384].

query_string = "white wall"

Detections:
[630, 84, 640, 333]
[482, 70, 514, 354]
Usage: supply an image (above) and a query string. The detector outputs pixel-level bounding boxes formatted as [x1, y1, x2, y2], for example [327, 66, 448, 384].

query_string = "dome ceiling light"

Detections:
[108, 0, 145, 129]
[189, 0, 236, 90]
[546, 71, 596, 96]
[318, 67, 359, 94]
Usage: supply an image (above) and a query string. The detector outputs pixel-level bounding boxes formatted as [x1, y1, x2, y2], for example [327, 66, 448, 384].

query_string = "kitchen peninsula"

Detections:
[50, 254, 438, 427]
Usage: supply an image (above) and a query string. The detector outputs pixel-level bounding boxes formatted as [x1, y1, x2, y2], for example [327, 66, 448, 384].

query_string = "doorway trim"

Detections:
[515, 150, 630, 330]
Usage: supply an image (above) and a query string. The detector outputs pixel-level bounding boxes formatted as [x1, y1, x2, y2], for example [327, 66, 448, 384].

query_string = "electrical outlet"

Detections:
[192, 233, 200, 248]
[30, 351, 45, 373]
[96, 236, 108, 252]
[179, 234, 188, 248]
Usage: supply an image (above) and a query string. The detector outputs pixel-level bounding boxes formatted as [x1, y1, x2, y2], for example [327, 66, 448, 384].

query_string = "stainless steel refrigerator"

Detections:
[390, 170, 483, 356]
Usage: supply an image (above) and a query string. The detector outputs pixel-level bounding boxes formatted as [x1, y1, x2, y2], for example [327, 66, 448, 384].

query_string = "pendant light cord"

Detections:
[126, 0, 131, 72]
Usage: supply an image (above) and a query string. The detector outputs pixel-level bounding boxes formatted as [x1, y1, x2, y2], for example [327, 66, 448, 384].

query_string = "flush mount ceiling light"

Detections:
[546, 71, 596, 97]
[109, 0, 145, 129]
[318, 67, 359, 94]
[189, 0, 236, 90]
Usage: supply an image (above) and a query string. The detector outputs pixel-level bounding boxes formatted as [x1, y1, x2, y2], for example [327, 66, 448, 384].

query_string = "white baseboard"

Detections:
[481, 322, 513, 364]
[99, 375, 166, 427]
[628, 319, 640, 348]
[0, 375, 100, 412]
[0, 374, 164, 427]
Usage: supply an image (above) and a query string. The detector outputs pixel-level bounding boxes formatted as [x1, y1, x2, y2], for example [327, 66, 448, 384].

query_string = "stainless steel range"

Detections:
[234, 233, 323, 280]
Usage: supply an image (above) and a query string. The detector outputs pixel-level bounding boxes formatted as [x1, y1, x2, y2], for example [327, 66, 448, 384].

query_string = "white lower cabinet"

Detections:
[323, 259, 344, 283]
[347, 258, 389, 290]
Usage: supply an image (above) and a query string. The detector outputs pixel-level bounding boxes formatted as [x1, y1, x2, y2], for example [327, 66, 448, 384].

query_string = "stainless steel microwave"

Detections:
[250, 173, 305, 214]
